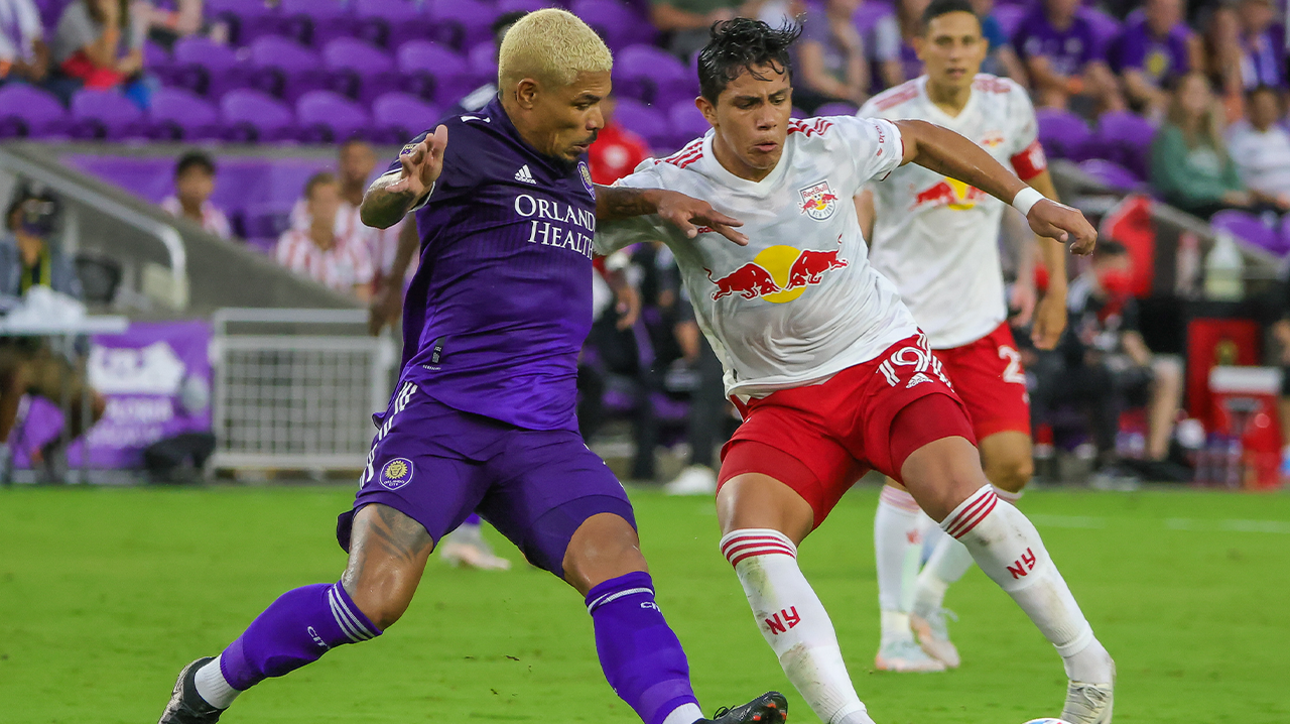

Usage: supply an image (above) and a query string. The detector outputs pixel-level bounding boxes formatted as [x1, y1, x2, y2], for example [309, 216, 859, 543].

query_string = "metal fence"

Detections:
[211, 308, 396, 471]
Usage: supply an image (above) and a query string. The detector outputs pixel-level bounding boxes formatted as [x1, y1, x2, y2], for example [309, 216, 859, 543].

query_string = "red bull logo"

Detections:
[912, 178, 987, 211]
[706, 239, 848, 303]
[798, 180, 839, 221]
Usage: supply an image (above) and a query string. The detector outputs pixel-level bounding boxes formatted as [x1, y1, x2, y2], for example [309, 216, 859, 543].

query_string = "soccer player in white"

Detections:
[855, 0, 1072, 673]
[595, 18, 1114, 724]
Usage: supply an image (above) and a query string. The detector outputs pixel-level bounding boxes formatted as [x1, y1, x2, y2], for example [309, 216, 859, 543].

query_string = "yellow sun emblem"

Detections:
[384, 460, 408, 479]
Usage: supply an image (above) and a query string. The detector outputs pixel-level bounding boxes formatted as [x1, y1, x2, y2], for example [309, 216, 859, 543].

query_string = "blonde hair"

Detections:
[497, 9, 613, 89]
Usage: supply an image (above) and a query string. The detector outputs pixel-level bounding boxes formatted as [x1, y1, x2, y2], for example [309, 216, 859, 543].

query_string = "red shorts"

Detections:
[718, 334, 977, 527]
[934, 322, 1031, 440]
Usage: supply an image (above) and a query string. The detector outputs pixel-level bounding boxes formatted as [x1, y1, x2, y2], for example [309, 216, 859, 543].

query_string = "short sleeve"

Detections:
[593, 162, 671, 256]
[1005, 84, 1047, 180]
[0, 34, 16, 62]
[835, 116, 903, 190]
[58, 5, 96, 54]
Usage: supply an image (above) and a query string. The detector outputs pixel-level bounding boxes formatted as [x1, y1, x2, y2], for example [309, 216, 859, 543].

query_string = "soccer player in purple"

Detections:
[157, 10, 784, 724]
[1012, 0, 1123, 112]
[1110, 0, 1198, 115]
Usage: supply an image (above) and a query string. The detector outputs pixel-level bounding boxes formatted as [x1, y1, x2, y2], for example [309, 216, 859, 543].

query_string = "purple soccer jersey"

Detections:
[1013, 8, 1101, 78]
[1112, 18, 1191, 83]
[390, 97, 598, 432]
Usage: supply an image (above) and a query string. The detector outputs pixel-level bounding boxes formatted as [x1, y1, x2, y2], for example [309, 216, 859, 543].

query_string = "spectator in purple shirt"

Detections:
[1013, 0, 1124, 112]
[1111, 0, 1199, 117]
[794, 0, 869, 110]
[1234, 0, 1285, 90]
[868, 0, 927, 91]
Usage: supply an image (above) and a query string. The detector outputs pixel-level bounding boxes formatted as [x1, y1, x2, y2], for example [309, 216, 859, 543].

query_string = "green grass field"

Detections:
[2, 485, 1288, 723]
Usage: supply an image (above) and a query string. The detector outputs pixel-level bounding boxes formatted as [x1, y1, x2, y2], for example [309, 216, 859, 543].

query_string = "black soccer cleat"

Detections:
[158, 657, 226, 724]
[701, 691, 789, 724]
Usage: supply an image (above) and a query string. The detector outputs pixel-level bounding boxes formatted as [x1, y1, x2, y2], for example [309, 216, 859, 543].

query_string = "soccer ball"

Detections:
[1021, 720, 1074, 724]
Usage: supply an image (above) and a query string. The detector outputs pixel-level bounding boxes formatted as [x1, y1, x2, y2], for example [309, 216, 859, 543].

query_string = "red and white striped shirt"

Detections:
[275, 227, 375, 294]
[161, 196, 232, 239]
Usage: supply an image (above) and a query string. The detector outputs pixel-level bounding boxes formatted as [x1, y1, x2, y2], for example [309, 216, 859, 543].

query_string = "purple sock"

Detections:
[586, 572, 700, 724]
[219, 582, 381, 691]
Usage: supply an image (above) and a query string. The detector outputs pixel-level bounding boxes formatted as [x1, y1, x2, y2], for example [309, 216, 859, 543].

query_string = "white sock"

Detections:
[941, 485, 1113, 684]
[661, 702, 704, 724]
[720, 529, 874, 724]
[194, 655, 241, 709]
[913, 484, 1024, 617]
[874, 485, 921, 642]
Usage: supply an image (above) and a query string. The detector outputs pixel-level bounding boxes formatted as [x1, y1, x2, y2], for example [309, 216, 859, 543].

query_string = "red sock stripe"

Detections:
[943, 490, 993, 536]
[946, 492, 998, 539]
[721, 534, 796, 568]
[879, 487, 921, 513]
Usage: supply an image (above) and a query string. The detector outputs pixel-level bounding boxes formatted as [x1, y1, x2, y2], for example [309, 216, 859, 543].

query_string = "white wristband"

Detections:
[1011, 186, 1044, 217]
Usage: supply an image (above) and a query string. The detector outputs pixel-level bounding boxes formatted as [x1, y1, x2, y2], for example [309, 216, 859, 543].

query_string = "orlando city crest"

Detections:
[798, 180, 838, 221]
[380, 458, 414, 490]
[578, 161, 595, 199]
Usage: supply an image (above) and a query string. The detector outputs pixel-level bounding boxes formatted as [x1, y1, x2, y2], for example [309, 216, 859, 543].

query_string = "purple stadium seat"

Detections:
[1094, 110, 1157, 178]
[206, 0, 268, 13]
[497, 0, 550, 14]
[296, 90, 373, 142]
[1077, 159, 1145, 193]
[168, 36, 247, 97]
[279, 0, 346, 17]
[220, 89, 298, 142]
[143, 41, 172, 69]
[174, 36, 240, 71]
[426, 0, 496, 50]
[571, 0, 652, 51]
[1278, 215, 1290, 255]
[250, 35, 329, 101]
[1035, 108, 1092, 160]
[324, 37, 396, 73]
[815, 101, 859, 116]
[373, 92, 442, 138]
[397, 40, 472, 103]
[667, 100, 709, 149]
[69, 89, 144, 140]
[208, 0, 301, 45]
[353, 0, 425, 48]
[1212, 210, 1286, 256]
[469, 41, 498, 77]
[612, 98, 669, 150]
[148, 87, 224, 140]
[615, 44, 692, 108]
[0, 84, 70, 138]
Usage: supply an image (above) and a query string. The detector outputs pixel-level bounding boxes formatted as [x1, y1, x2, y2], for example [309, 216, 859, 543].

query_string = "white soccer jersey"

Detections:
[595, 116, 919, 399]
[859, 74, 1047, 350]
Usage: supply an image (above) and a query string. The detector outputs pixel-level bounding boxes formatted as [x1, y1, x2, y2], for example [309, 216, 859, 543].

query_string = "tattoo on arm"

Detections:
[595, 185, 659, 221]
[360, 175, 421, 230]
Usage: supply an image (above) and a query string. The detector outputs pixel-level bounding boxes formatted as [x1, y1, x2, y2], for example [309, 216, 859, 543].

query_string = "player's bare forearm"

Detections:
[894, 119, 1027, 207]
[1029, 170, 1069, 291]
[361, 175, 423, 229]
[594, 185, 664, 221]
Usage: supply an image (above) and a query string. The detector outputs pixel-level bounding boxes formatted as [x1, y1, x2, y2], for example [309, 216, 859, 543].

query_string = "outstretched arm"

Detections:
[594, 185, 748, 245]
[361, 125, 447, 229]
[892, 119, 1096, 254]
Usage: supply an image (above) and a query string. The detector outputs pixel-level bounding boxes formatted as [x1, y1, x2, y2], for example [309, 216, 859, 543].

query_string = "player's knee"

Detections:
[342, 566, 419, 630]
[984, 454, 1032, 494]
[562, 512, 647, 596]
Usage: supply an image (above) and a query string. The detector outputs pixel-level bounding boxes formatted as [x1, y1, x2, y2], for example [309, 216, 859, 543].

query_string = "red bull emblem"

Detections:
[705, 238, 848, 303]
[911, 178, 987, 211]
[798, 180, 839, 221]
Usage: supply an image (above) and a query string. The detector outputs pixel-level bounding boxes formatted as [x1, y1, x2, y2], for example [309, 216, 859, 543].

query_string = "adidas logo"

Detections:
[906, 372, 933, 389]
[514, 165, 536, 184]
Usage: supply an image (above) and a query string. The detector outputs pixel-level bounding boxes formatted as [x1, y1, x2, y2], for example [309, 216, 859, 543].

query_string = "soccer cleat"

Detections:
[910, 608, 961, 668]
[664, 464, 718, 496]
[700, 691, 789, 724]
[439, 524, 512, 570]
[1060, 665, 1115, 724]
[158, 657, 225, 724]
[874, 638, 947, 672]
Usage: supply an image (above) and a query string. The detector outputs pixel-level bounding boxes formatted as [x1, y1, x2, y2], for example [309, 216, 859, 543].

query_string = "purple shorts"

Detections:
[336, 381, 635, 578]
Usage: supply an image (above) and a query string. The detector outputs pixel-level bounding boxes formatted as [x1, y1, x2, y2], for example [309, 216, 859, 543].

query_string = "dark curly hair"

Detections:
[697, 18, 802, 104]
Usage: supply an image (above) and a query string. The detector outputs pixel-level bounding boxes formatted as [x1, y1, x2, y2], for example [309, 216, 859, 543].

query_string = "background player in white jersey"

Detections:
[596, 19, 1114, 724]
[855, 0, 1072, 673]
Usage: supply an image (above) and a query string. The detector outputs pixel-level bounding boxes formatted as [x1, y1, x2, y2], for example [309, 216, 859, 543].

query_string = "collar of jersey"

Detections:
[915, 75, 982, 130]
[697, 130, 793, 196]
